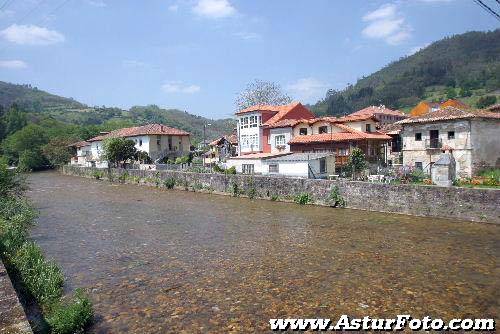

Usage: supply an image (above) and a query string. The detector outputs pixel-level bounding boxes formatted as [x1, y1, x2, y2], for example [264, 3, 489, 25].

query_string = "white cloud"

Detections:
[192, 0, 236, 19]
[0, 24, 64, 45]
[233, 32, 261, 40]
[168, 4, 179, 12]
[286, 78, 329, 103]
[162, 82, 201, 94]
[86, 0, 106, 7]
[361, 4, 411, 45]
[0, 60, 27, 69]
[408, 43, 430, 55]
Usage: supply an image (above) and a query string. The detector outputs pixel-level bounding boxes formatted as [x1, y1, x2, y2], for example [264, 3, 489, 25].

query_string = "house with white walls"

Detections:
[85, 124, 191, 167]
[68, 141, 92, 166]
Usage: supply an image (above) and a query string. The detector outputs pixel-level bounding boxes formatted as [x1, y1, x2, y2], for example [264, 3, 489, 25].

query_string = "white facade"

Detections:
[226, 157, 266, 174]
[236, 112, 262, 154]
[269, 127, 292, 153]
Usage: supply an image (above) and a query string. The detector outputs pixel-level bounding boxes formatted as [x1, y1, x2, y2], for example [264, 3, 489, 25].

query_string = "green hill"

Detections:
[0, 81, 234, 142]
[311, 29, 500, 116]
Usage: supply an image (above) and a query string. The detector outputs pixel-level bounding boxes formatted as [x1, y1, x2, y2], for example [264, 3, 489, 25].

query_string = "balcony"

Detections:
[425, 138, 442, 149]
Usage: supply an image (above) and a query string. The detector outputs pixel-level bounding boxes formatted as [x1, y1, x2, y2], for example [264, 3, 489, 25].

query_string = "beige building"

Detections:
[397, 107, 500, 178]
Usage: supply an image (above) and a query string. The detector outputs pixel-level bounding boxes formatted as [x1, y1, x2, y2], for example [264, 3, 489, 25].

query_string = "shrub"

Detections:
[247, 187, 257, 199]
[226, 166, 236, 174]
[47, 289, 94, 334]
[270, 194, 279, 201]
[329, 186, 346, 208]
[294, 193, 312, 205]
[231, 182, 239, 197]
[12, 242, 64, 305]
[91, 170, 103, 180]
[163, 178, 175, 189]
[118, 171, 128, 183]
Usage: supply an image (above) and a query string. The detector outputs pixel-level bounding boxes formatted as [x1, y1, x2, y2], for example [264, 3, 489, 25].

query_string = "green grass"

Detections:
[47, 289, 94, 334]
[294, 193, 312, 205]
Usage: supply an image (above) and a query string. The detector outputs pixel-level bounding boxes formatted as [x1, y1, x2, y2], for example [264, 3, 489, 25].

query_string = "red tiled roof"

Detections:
[289, 131, 390, 144]
[350, 105, 407, 117]
[88, 124, 190, 142]
[335, 114, 379, 122]
[379, 123, 402, 135]
[397, 107, 500, 125]
[228, 152, 292, 160]
[68, 140, 90, 148]
[236, 101, 300, 115]
[209, 133, 238, 146]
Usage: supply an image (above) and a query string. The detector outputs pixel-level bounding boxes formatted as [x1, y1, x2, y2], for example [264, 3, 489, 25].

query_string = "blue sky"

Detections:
[0, 0, 498, 119]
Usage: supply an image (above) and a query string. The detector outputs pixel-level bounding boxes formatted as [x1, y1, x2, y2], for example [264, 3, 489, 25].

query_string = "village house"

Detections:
[68, 140, 91, 166]
[348, 105, 407, 126]
[397, 107, 500, 178]
[203, 132, 238, 165]
[80, 124, 190, 167]
[379, 123, 403, 166]
[286, 114, 391, 170]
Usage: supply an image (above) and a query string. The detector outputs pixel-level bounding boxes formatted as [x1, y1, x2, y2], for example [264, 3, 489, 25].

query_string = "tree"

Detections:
[347, 147, 366, 179]
[458, 87, 472, 97]
[4, 104, 28, 136]
[18, 149, 48, 171]
[102, 137, 137, 167]
[42, 138, 74, 167]
[235, 80, 292, 111]
[476, 95, 497, 109]
[445, 87, 457, 99]
[2, 124, 48, 164]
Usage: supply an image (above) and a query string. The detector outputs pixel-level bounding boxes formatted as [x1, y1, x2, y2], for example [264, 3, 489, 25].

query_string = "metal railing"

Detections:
[425, 138, 442, 149]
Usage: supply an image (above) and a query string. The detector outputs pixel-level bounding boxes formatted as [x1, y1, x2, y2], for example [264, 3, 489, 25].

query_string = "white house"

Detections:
[83, 124, 191, 167]
[261, 153, 335, 178]
[69, 141, 91, 166]
[397, 107, 500, 178]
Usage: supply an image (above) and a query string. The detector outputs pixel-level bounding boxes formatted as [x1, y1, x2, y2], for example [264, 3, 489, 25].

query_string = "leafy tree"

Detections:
[347, 148, 366, 179]
[102, 137, 137, 167]
[445, 87, 457, 99]
[235, 80, 292, 111]
[4, 104, 28, 135]
[458, 87, 472, 97]
[476, 95, 497, 109]
[2, 124, 48, 164]
[42, 138, 74, 167]
[18, 149, 48, 171]
[135, 151, 151, 164]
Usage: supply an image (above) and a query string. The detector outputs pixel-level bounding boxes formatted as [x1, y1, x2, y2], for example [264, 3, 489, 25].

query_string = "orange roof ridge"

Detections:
[88, 123, 190, 142]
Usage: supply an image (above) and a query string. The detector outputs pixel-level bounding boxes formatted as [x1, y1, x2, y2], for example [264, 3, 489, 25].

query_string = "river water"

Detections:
[27, 172, 499, 333]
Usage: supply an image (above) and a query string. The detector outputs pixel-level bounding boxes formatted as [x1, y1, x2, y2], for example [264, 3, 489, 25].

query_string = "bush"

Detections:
[329, 186, 346, 208]
[91, 170, 104, 180]
[270, 194, 279, 201]
[12, 242, 64, 305]
[47, 289, 93, 334]
[294, 193, 312, 205]
[247, 187, 257, 199]
[163, 178, 175, 189]
[226, 166, 236, 174]
[231, 182, 239, 197]
[476, 95, 497, 108]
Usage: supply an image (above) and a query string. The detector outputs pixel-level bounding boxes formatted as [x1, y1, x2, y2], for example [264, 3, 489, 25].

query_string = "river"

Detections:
[27, 172, 499, 333]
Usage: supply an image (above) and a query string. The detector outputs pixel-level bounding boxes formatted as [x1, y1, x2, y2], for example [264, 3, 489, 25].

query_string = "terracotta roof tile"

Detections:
[88, 124, 189, 142]
[397, 107, 500, 125]
[289, 131, 390, 144]
[350, 105, 407, 117]
[236, 101, 301, 115]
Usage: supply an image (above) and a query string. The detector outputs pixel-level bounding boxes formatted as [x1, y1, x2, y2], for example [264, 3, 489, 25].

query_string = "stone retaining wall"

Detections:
[0, 259, 32, 334]
[62, 166, 500, 224]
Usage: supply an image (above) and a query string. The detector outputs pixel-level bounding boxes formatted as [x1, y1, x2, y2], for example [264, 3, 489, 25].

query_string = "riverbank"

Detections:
[0, 259, 32, 334]
[62, 166, 500, 224]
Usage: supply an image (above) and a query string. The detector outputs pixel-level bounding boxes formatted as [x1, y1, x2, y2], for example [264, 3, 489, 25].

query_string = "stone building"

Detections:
[397, 107, 500, 178]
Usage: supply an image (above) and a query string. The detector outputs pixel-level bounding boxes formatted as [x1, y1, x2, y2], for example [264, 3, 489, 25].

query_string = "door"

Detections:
[429, 130, 439, 148]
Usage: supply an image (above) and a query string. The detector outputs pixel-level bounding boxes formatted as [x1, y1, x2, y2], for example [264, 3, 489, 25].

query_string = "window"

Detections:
[415, 133, 422, 141]
[249, 115, 258, 128]
[275, 135, 286, 146]
[448, 131, 455, 139]
[168, 137, 172, 150]
[365, 124, 372, 132]
[242, 164, 254, 174]
[139, 139, 142, 146]
[318, 126, 328, 134]
[415, 162, 423, 170]
[319, 158, 326, 173]
[338, 148, 348, 156]
[241, 117, 249, 128]
[157, 135, 161, 146]
[269, 164, 279, 173]
[299, 128, 308, 135]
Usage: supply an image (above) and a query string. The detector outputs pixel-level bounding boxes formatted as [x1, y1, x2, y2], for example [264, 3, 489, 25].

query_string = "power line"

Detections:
[473, 0, 500, 21]
[17, 0, 46, 24]
[35, 0, 72, 25]
[0, 0, 15, 12]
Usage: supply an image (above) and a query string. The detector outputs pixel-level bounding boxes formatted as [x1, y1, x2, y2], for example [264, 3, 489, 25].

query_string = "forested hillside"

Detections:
[0, 81, 234, 142]
[311, 29, 500, 116]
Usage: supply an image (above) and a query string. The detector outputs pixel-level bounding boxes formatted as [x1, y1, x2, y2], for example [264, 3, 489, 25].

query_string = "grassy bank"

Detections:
[0, 164, 93, 334]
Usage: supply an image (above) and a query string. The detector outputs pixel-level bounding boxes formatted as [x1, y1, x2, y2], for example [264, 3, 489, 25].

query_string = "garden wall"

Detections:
[62, 166, 500, 224]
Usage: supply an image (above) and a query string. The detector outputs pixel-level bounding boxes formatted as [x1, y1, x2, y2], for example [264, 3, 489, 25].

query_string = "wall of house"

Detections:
[225, 158, 265, 174]
[262, 160, 309, 177]
[269, 127, 292, 153]
[471, 119, 500, 174]
[343, 120, 377, 132]
[401, 120, 473, 177]
[63, 166, 500, 224]
[237, 112, 262, 154]
[292, 122, 312, 136]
